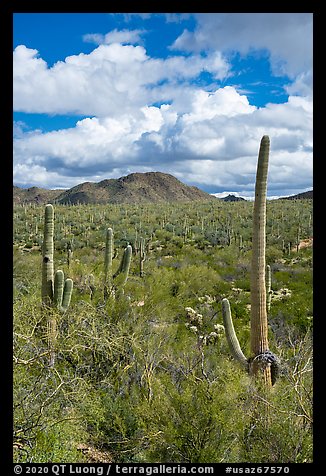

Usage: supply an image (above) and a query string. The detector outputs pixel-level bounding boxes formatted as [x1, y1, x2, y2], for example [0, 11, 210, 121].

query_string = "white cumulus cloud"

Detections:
[13, 18, 313, 197]
[13, 42, 230, 117]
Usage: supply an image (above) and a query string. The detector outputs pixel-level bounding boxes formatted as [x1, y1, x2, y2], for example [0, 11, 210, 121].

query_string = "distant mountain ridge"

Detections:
[279, 190, 313, 200]
[221, 194, 246, 202]
[13, 173, 313, 205]
[13, 172, 213, 205]
[13, 185, 65, 205]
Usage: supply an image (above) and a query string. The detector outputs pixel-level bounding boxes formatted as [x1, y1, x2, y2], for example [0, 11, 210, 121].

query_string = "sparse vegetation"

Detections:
[13, 192, 313, 463]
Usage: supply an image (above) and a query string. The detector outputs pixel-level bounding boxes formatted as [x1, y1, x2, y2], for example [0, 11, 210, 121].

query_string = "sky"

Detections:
[13, 12, 313, 199]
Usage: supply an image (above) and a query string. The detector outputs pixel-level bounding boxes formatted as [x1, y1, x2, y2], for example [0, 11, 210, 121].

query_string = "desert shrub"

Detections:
[265, 245, 284, 264]
[13, 200, 313, 463]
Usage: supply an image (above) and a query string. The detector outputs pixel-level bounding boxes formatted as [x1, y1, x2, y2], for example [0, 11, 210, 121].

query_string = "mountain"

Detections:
[13, 172, 213, 205]
[221, 194, 246, 202]
[13, 186, 64, 205]
[279, 190, 313, 200]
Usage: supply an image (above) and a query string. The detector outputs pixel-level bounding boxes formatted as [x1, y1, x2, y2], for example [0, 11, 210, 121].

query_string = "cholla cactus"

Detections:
[185, 307, 203, 326]
[185, 307, 225, 346]
[205, 331, 219, 345]
[214, 324, 225, 334]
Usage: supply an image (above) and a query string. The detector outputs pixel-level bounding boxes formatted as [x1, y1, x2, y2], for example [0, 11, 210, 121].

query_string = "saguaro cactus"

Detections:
[42, 204, 73, 310]
[42, 204, 55, 307]
[53, 270, 73, 311]
[104, 227, 114, 297]
[67, 246, 73, 268]
[113, 244, 132, 290]
[139, 237, 146, 277]
[103, 227, 132, 298]
[222, 136, 279, 386]
[250, 135, 272, 384]
[41, 204, 73, 366]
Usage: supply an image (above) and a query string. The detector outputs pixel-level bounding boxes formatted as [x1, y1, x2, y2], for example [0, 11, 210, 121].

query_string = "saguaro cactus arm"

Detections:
[53, 269, 73, 312]
[61, 278, 73, 312]
[113, 244, 132, 287]
[53, 269, 65, 308]
[221, 298, 248, 369]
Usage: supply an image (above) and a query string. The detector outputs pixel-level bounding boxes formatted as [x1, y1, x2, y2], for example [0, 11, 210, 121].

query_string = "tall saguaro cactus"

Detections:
[41, 204, 73, 366]
[104, 227, 114, 297]
[250, 135, 271, 384]
[222, 136, 279, 387]
[42, 204, 55, 307]
[42, 204, 73, 310]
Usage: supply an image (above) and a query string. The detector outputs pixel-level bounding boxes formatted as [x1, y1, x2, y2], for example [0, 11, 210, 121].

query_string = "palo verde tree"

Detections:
[222, 136, 279, 387]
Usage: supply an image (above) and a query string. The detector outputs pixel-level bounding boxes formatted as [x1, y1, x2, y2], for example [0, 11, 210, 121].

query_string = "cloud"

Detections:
[121, 13, 191, 23]
[83, 28, 146, 46]
[13, 17, 313, 197]
[13, 87, 313, 197]
[171, 13, 313, 80]
[13, 43, 230, 117]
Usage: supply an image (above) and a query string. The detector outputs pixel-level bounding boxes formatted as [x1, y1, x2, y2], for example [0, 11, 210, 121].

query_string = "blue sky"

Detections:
[13, 13, 313, 198]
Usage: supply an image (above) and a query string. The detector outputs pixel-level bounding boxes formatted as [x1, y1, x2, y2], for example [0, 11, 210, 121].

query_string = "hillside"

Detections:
[13, 186, 64, 205]
[280, 190, 313, 200]
[13, 172, 213, 205]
